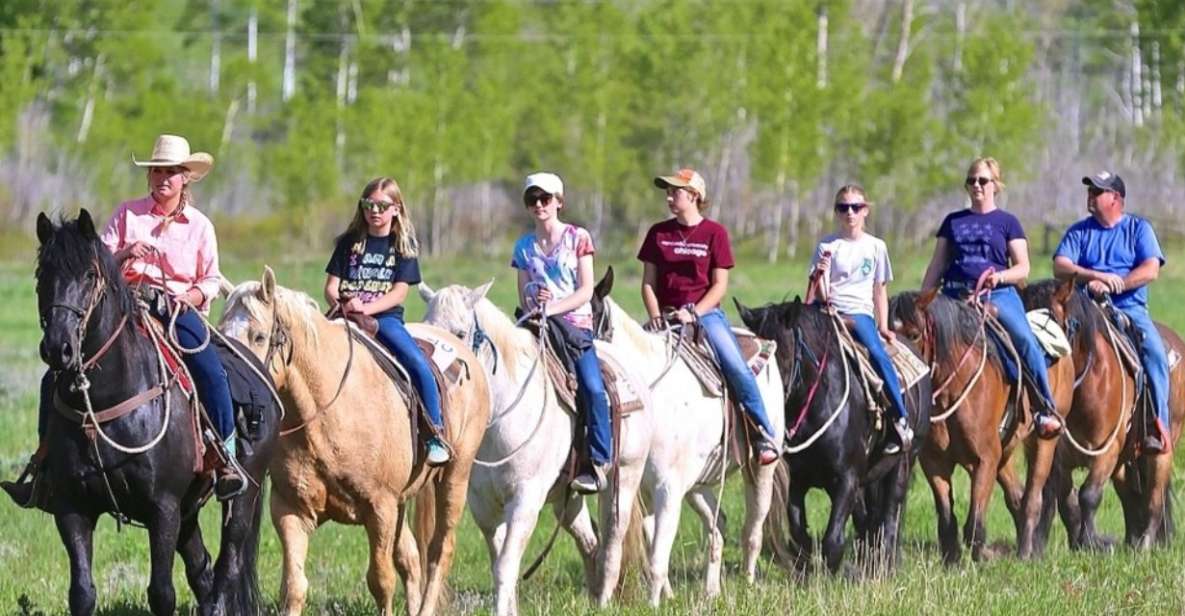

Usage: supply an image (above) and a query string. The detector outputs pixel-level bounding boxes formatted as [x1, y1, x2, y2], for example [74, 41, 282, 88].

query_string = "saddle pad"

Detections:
[542, 343, 644, 417]
[1170, 348, 1182, 371]
[412, 332, 465, 384]
[888, 339, 930, 390]
[1027, 309, 1071, 359]
[675, 328, 778, 398]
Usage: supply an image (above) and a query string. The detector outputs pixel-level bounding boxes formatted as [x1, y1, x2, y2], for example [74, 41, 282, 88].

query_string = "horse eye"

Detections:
[252, 333, 267, 345]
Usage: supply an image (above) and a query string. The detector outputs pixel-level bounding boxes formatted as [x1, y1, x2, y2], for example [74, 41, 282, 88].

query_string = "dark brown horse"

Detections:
[890, 289, 1073, 562]
[1023, 279, 1184, 550]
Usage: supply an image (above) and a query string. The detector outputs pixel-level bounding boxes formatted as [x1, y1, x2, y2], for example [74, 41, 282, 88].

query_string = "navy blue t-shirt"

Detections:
[325, 234, 421, 320]
[1054, 214, 1164, 309]
[936, 209, 1026, 285]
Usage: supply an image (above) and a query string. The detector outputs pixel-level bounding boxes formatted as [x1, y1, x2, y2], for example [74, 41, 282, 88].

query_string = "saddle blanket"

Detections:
[1027, 308, 1072, 359]
[543, 341, 645, 418]
[675, 327, 777, 398]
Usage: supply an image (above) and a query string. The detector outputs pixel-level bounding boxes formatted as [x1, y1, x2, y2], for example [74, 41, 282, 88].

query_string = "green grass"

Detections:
[1, 250, 1184, 614]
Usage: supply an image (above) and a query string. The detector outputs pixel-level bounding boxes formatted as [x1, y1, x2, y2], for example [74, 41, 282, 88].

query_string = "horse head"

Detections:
[221, 265, 319, 388]
[888, 290, 929, 347]
[590, 266, 615, 340]
[737, 296, 806, 391]
[35, 209, 133, 371]
[420, 279, 495, 344]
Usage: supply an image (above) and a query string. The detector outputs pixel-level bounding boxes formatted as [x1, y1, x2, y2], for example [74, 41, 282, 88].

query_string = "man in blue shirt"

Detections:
[1053, 171, 1171, 453]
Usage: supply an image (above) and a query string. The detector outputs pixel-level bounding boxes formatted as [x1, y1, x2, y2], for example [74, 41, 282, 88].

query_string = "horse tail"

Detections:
[413, 475, 446, 603]
[231, 479, 266, 614]
[763, 458, 797, 568]
[618, 492, 652, 599]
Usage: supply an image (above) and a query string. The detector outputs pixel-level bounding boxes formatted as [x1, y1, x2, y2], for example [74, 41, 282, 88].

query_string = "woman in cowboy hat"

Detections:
[5, 134, 247, 507]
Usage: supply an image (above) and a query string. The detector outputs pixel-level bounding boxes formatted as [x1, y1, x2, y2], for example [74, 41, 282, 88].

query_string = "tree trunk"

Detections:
[816, 6, 828, 89]
[209, 0, 221, 93]
[891, 0, 913, 83]
[954, 2, 965, 73]
[1131, 21, 1143, 126]
[247, 8, 257, 113]
[283, 0, 297, 102]
[76, 54, 104, 144]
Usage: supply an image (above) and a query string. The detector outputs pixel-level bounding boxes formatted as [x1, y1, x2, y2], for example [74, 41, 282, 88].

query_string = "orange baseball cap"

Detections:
[654, 168, 706, 200]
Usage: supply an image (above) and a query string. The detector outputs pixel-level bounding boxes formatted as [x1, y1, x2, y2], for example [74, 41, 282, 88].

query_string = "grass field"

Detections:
[1, 248, 1184, 614]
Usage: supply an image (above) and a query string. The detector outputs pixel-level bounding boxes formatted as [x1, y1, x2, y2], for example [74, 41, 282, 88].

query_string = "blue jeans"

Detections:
[37, 309, 236, 442]
[376, 315, 443, 430]
[571, 328, 613, 465]
[847, 313, 909, 420]
[699, 309, 777, 440]
[1118, 305, 1171, 431]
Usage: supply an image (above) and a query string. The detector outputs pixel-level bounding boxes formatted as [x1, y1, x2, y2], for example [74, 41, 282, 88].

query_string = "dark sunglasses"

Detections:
[358, 198, 395, 213]
[965, 176, 992, 187]
[1086, 186, 1112, 197]
[524, 192, 554, 207]
[834, 202, 867, 214]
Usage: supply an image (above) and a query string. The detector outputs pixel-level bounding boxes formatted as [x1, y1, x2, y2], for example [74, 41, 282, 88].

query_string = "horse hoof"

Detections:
[1083, 536, 1116, 553]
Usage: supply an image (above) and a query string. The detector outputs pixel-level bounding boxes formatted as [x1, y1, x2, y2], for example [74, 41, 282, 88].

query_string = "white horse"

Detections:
[418, 281, 653, 615]
[590, 273, 784, 606]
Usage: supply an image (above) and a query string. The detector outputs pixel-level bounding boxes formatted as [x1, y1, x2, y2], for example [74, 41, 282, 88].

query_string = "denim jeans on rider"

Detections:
[1118, 305, 1171, 431]
[944, 286, 1056, 409]
[847, 313, 909, 420]
[159, 309, 237, 441]
[699, 308, 777, 440]
[376, 315, 444, 430]
[572, 328, 613, 466]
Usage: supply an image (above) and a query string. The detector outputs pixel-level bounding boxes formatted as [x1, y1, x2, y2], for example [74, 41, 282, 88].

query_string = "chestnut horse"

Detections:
[890, 289, 1073, 562]
[1023, 279, 1184, 550]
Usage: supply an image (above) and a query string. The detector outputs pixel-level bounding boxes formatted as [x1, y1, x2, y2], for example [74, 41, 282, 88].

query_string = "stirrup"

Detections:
[570, 463, 608, 494]
[426, 437, 451, 467]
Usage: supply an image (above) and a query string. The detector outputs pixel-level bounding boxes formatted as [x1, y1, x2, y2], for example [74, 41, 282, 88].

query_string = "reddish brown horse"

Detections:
[890, 289, 1074, 562]
[1023, 279, 1184, 550]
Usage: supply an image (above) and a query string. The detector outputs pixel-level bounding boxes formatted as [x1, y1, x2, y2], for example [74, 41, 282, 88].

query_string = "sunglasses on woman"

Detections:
[524, 192, 554, 207]
[965, 176, 992, 187]
[358, 198, 396, 213]
[834, 202, 867, 214]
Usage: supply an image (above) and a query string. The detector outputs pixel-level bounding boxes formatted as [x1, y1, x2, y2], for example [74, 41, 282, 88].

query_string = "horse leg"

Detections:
[363, 500, 401, 615]
[785, 482, 813, 576]
[740, 460, 777, 583]
[177, 512, 214, 607]
[595, 469, 645, 607]
[1133, 455, 1174, 549]
[995, 455, 1024, 540]
[273, 497, 315, 616]
[822, 471, 858, 575]
[392, 507, 424, 616]
[206, 484, 266, 615]
[1054, 458, 1083, 549]
[415, 465, 473, 616]
[1077, 462, 1116, 551]
[1016, 438, 1056, 559]
[554, 492, 598, 593]
[145, 503, 182, 615]
[54, 510, 99, 616]
[640, 512, 674, 601]
[965, 461, 998, 562]
[921, 454, 960, 565]
[647, 485, 685, 607]
[1111, 464, 1142, 546]
[492, 490, 547, 616]
[686, 489, 726, 599]
[876, 457, 912, 573]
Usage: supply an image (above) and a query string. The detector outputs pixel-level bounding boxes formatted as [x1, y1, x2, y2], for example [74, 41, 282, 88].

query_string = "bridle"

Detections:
[39, 259, 129, 375]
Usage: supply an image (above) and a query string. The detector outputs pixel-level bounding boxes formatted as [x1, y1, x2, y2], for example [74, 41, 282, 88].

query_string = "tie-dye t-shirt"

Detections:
[510, 224, 596, 330]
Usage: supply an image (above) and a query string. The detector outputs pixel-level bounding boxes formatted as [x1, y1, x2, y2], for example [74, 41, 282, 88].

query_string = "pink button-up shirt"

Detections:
[100, 196, 223, 313]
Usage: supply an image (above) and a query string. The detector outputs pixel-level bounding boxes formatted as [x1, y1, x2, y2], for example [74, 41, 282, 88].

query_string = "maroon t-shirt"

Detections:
[637, 217, 735, 309]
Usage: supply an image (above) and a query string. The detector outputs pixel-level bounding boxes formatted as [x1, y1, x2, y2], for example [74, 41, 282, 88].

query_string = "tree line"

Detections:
[1, 0, 1183, 258]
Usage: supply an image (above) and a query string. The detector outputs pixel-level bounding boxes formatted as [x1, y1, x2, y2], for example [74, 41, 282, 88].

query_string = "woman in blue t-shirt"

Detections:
[920, 157, 1062, 438]
[324, 177, 450, 465]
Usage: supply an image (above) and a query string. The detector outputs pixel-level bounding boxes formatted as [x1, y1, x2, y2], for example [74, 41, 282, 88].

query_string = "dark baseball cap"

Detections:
[1081, 171, 1125, 198]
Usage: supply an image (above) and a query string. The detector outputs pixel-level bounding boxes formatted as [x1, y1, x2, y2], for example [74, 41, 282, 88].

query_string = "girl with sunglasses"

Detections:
[638, 169, 780, 465]
[920, 157, 1062, 438]
[511, 172, 612, 494]
[324, 177, 451, 465]
[808, 185, 913, 453]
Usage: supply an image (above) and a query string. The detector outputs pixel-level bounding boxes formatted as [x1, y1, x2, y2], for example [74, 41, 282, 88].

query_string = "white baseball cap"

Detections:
[523, 172, 564, 197]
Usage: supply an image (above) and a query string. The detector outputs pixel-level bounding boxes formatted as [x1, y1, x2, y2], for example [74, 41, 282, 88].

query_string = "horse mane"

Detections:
[471, 294, 535, 377]
[1023, 278, 1101, 347]
[891, 291, 1000, 368]
[36, 215, 136, 317]
[602, 296, 665, 356]
[224, 281, 321, 346]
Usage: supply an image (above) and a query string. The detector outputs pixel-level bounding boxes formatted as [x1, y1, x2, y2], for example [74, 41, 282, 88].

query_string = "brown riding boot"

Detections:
[1, 442, 49, 509]
[1142, 419, 1171, 455]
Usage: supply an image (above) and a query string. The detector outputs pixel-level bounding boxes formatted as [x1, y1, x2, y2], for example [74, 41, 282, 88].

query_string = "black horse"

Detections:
[736, 296, 931, 575]
[20, 210, 278, 615]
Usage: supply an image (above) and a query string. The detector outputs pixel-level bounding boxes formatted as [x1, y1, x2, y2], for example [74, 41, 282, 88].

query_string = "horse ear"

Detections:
[418, 281, 437, 302]
[261, 266, 276, 304]
[918, 288, 939, 310]
[218, 277, 235, 299]
[594, 266, 614, 300]
[36, 212, 53, 245]
[77, 209, 97, 239]
[468, 279, 494, 309]
[734, 298, 755, 327]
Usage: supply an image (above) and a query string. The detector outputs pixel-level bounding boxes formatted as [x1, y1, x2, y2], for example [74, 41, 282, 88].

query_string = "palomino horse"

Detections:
[890, 289, 1073, 562]
[587, 271, 784, 605]
[419, 281, 652, 615]
[737, 297, 930, 575]
[21, 211, 279, 615]
[1023, 279, 1185, 549]
[220, 268, 490, 616]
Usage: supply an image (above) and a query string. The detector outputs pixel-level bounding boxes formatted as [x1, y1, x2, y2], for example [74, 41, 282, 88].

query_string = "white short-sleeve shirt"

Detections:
[808, 233, 893, 317]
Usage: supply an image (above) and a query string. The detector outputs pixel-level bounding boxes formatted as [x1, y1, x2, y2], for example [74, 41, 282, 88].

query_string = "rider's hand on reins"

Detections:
[642, 316, 665, 332]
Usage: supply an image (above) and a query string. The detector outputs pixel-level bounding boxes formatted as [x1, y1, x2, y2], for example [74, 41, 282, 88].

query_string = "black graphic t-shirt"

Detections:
[325, 234, 421, 320]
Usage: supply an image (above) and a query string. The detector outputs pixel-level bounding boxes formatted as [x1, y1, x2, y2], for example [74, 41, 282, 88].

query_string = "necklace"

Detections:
[676, 221, 701, 245]
[535, 224, 566, 254]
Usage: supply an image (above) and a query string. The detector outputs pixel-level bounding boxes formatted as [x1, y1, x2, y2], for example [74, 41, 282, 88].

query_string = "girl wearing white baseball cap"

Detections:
[511, 172, 613, 493]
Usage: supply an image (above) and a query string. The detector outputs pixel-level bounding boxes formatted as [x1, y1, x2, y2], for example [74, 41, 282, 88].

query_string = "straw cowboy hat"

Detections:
[133, 134, 214, 182]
